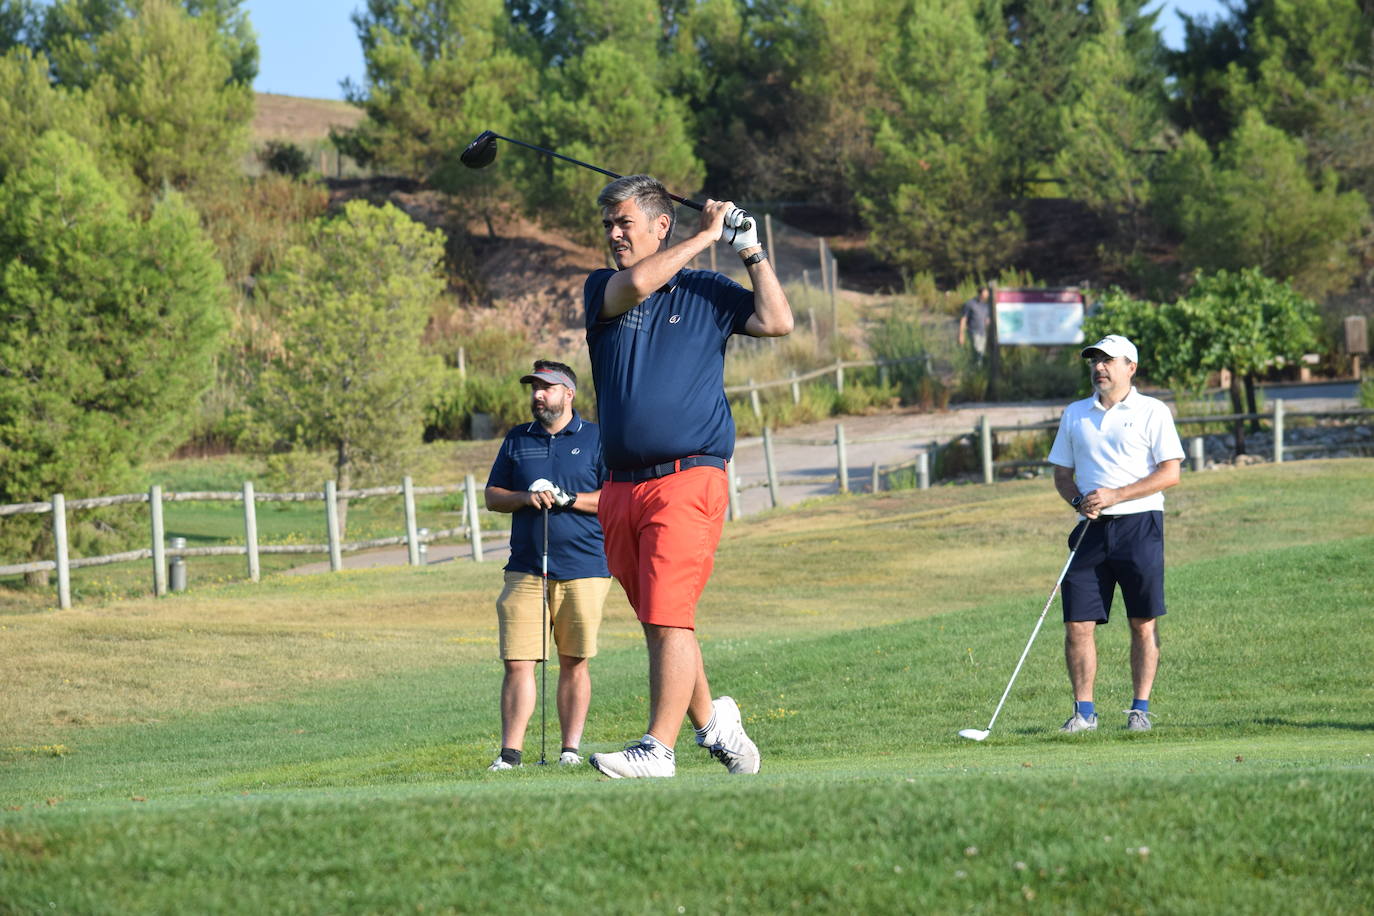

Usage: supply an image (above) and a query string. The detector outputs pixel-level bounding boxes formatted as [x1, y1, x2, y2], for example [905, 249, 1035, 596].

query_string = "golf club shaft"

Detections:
[540, 506, 549, 764]
[980, 520, 1092, 733]
[485, 133, 705, 211]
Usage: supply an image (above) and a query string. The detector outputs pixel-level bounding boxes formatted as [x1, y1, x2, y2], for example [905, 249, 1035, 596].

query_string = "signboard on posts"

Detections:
[993, 288, 1085, 345]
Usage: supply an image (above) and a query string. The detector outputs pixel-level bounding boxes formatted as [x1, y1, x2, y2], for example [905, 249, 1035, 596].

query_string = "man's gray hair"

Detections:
[597, 175, 676, 239]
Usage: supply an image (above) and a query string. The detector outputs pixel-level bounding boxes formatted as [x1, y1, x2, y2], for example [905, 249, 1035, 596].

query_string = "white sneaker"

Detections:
[590, 740, 675, 778]
[698, 696, 761, 775]
[558, 750, 583, 766]
[487, 756, 519, 771]
[1059, 711, 1099, 734]
[1125, 709, 1154, 732]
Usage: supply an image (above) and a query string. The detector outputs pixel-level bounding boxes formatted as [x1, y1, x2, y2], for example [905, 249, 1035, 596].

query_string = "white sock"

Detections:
[695, 712, 718, 744]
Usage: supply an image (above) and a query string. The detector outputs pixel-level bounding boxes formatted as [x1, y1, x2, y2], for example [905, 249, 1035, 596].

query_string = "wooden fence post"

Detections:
[980, 415, 994, 485]
[836, 423, 849, 493]
[918, 451, 931, 490]
[465, 473, 484, 562]
[818, 238, 828, 300]
[403, 476, 420, 566]
[726, 460, 742, 521]
[325, 481, 342, 572]
[871, 462, 880, 493]
[52, 493, 70, 610]
[1273, 399, 1285, 464]
[150, 484, 166, 597]
[1191, 435, 1205, 472]
[242, 481, 260, 583]
[749, 378, 762, 418]
[790, 371, 801, 405]
[762, 427, 780, 509]
[835, 361, 845, 394]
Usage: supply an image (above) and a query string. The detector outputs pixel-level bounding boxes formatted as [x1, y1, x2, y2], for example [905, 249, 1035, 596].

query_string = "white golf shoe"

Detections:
[590, 740, 675, 778]
[1125, 709, 1154, 732]
[558, 750, 584, 766]
[487, 756, 520, 771]
[698, 696, 761, 774]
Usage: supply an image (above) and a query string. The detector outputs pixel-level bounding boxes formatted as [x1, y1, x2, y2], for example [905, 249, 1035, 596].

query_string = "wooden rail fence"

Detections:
[0, 475, 496, 609]
[5, 403, 1370, 607]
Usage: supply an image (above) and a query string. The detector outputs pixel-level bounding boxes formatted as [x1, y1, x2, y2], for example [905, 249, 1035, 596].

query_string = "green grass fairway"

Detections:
[2, 461, 1373, 912]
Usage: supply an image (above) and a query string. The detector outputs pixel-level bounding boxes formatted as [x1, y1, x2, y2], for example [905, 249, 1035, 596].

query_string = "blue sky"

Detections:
[246, 0, 1232, 101]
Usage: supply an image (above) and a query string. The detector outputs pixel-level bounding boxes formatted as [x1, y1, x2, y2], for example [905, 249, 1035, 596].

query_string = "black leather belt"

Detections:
[607, 455, 727, 483]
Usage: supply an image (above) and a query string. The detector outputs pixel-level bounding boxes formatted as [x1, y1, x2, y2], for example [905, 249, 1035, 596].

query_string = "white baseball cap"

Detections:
[1081, 335, 1138, 364]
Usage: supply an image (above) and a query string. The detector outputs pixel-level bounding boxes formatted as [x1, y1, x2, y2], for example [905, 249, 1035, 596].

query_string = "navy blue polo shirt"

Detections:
[584, 268, 755, 470]
[486, 411, 609, 580]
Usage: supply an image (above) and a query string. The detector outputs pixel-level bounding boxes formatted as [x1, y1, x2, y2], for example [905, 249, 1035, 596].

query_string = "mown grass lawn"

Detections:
[2, 460, 1372, 912]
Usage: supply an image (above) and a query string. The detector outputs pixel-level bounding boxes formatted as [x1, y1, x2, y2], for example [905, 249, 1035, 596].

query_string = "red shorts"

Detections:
[598, 466, 728, 629]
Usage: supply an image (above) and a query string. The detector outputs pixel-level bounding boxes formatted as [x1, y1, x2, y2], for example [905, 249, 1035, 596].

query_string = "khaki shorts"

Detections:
[496, 571, 610, 660]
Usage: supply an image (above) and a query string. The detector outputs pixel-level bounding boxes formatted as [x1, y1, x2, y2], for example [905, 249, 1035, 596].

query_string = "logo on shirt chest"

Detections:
[669, 314, 681, 324]
[571, 448, 581, 455]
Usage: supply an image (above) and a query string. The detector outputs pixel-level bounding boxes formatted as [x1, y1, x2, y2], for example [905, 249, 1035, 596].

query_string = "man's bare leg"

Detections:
[643, 623, 713, 744]
[499, 659, 537, 750]
[557, 654, 591, 750]
[1128, 617, 1159, 701]
[1064, 620, 1098, 703]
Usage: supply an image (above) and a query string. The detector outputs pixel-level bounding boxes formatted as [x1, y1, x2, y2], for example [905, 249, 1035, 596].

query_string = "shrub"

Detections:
[258, 140, 311, 179]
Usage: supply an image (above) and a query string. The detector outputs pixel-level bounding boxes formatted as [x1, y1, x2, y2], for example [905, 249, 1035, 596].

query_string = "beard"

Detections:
[532, 400, 561, 426]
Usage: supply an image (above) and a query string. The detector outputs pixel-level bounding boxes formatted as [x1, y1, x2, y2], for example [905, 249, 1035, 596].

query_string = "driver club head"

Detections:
[958, 728, 990, 742]
[460, 130, 499, 169]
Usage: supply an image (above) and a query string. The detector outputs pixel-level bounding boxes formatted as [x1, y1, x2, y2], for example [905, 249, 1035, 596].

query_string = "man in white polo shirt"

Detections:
[1048, 335, 1184, 733]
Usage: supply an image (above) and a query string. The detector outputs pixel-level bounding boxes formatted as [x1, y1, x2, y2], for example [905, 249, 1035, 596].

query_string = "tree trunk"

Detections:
[1244, 374, 1261, 433]
[335, 439, 351, 540]
[1229, 368, 1247, 455]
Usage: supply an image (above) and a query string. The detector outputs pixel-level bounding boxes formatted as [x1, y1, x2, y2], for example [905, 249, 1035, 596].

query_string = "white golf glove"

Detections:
[721, 206, 758, 253]
[529, 478, 575, 508]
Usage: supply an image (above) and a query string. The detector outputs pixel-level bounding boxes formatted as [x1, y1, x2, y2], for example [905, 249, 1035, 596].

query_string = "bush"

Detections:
[865, 296, 950, 408]
[258, 140, 311, 179]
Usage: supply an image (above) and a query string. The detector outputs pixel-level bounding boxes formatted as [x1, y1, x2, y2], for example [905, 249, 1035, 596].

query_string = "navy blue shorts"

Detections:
[1061, 512, 1166, 624]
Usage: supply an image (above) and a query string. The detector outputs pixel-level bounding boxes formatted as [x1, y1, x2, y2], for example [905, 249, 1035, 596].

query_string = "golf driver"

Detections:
[460, 129, 752, 229]
[958, 519, 1093, 742]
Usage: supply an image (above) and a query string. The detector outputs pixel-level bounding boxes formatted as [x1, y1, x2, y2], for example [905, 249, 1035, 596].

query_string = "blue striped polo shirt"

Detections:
[486, 411, 609, 579]
[583, 268, 755, 471]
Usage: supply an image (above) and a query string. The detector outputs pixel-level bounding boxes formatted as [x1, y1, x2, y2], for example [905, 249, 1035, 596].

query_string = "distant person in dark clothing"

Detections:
[959, 285, 990, 361]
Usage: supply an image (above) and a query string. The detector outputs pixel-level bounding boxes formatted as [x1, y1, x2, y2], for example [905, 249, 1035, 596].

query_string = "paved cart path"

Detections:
[288, 381, 1359, 575]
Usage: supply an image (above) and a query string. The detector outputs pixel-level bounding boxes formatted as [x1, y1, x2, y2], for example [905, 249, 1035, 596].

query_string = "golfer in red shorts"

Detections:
[583, 174, 793, 778]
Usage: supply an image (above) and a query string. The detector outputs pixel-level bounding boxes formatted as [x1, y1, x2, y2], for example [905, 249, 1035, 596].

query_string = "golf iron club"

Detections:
[460, 129, 752, 231]
[958, 519, 1093, 742]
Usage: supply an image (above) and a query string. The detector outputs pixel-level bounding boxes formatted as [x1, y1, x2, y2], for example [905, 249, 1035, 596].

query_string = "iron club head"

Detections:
[958, 728, 990, 742]
[460, 130, 499, 169]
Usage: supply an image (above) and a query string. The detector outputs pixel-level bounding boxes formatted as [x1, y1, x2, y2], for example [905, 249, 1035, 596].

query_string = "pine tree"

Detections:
[1167, 110, 1367, 298]
[857, 0, 1021, 280]
[253, 202, 446, 536]
[0, 131, 228, 568]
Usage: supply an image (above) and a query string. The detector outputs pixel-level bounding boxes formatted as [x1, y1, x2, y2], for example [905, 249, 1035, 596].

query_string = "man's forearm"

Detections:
[743, 255, 793, 338]
[602, 232, 716, 318]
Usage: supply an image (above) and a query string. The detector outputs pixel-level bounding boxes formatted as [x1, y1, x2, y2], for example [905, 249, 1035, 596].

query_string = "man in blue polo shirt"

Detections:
[484, 360, 610, 770]
[582, 175, 793, 779]
[1049, 335, 1184, 734]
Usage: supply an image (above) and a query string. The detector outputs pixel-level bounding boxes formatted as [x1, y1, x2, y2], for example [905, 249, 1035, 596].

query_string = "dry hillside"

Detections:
[252, 92, 364, 145]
